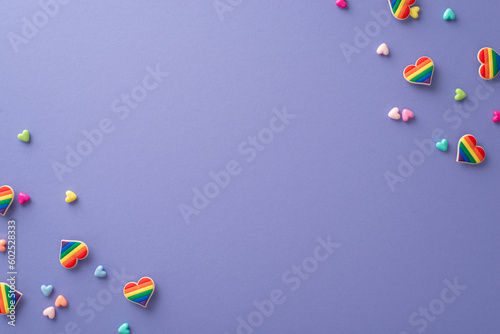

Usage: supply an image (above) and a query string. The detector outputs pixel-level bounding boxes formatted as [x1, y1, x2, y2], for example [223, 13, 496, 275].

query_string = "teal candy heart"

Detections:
[118, 323, 130, 334]
[41, 285, 54, 297]
[443, 8, 455, 20]
[436, 139, 448, 152]
[94, 265, 107, 278]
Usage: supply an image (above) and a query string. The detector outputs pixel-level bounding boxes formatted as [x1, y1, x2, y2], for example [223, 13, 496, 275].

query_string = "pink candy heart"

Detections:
[402, 109, 414, 122]
[18, 192, 30, 205]
[336, 0, 347, 8]
[493, 110, 500, 123]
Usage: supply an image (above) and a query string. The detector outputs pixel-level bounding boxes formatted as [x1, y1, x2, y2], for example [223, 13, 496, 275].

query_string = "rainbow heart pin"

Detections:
[388, 0, 419, 20]
[404, 57, 434, 86]
[0, 186, 14, 217]
[457, 134, 485, 164]
[60, 240, 89, 269]
[123, 277, 155, 308]
[478, 47, 500, 80]
[0, 283, 22, 315]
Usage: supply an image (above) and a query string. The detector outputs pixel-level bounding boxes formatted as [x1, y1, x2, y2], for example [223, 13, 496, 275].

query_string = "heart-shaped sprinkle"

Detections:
[65, 190, 77, 203]
[0, 283, 22, 314]
[124, 277, 155, 308]
[94, 265, 107, 278]
[18, 192, 30, 205]
[443, 8, 455, 20]
[17, 130, 30, 143]
[455, 88, 466, 101]
[0, 239, 5, 252]
[493, 110, 500, 123]
[60, 240, 89, 269]
[0, 185, 15, 216]
[376, 43, 389, 56]
[41, 285, 54, 297]
[118, 323, 131, 334]
[404, 57, 434, 85]
[436, 139, 448, 151]
[457, 134, 485, 164]
[335, 0, 347, 8]
[388, 0, 418, 20]
[478, 47, 500, 80]
[55, 295, 68, 308]
[388, 107, 401, 120]
[409, 6, 420, 19]
[43, 306, 55, 319]
[402, 109, 414, 122]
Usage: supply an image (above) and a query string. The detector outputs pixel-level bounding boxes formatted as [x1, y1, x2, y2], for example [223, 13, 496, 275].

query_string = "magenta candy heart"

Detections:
[18, 192, 30, 205]
[402, 109, 414, 122]
[493, 110, 500, 123]
[336, 0, 347, 8]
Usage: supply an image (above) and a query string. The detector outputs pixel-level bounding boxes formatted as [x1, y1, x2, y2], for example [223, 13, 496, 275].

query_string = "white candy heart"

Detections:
[376, 43, 389, 56]
[43, 306, 55, 319]
[388, 107, 400, 120]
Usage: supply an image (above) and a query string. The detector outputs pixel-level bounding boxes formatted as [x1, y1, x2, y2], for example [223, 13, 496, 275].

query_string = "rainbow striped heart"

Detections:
[0, 186, 14, 217]
[60, 240, 89, 269]
[478, 47, 500, 80]
[388, 0, 417, 20]
[457, 135, 485, 165]
[123, 277, 155, 308]
[404, 57, 434, 86]
[0, 283, 22, 315]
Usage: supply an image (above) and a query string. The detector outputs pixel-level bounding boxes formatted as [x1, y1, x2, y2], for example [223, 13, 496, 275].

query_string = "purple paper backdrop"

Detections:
[0, 1, 499, 333]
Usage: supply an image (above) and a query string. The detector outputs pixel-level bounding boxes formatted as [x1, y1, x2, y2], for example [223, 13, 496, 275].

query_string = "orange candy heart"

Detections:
[55, 295, 68, 308]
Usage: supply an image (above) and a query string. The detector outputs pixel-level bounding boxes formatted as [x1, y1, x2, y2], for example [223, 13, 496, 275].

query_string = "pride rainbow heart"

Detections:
[0, 283, 22, 315]
[0, 186, 14, 217]
[457, 135, 485, 165]
[60, 240, 89, 269]
[478, 47, 500, 80]
[404, 57, 434, 86]
[123, 277, 155, 308]
[388, 0, 418, 20]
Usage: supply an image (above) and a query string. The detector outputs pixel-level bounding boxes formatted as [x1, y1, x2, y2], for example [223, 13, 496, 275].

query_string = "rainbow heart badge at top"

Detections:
[478, 47, 500, 80]
[457, 135, 485, 165]
[404, 57, 434, 86]
[0, 186, 14, 217]
[60, 240, 89, 269]
[388, 0, 419, 20]
[124, 277, 155, 308]
[0, 283, 22, 315]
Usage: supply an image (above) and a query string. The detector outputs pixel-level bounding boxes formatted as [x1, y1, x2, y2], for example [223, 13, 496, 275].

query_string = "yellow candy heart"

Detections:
[410, 6, 420, 19]
[65, 190, 77, 203]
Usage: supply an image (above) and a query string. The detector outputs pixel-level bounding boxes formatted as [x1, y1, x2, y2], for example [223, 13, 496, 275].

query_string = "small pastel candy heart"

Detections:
[17, 129, 30, 142]
[436, 139, 448, 151]
[409, 6, 420, 19]
[388, 107, 401, 120]
[43, 306, 56, 319]
[65, 190, 77, 203]
[0, 239, 6, 252]
[443, 8, 455, 20]
[94, 265, 107, 278]
[118, 323, 131, 334]
[41, 285, 54, 297]
[493, 110, 500, 123]
[376, 43, 389, 56]
[454, 88, 466, 101]
[402, 109, 414, 122]
[335, 0, 347, 8]
[18, 192, 30, 205]
[55, 295, 68, 308]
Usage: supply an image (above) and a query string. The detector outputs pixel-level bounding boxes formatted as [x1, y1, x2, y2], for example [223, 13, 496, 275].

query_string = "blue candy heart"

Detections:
[443, 8, 455, 20]
[118, 323, 130, 334]
[41, 285, 54, 297]
[436, 139, 448, 152]
[94, 265, 107, 278]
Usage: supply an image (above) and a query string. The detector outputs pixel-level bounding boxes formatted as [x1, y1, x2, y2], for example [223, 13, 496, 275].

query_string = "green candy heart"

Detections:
[436, 139, 448, 152]
[118, 323, 130, 334]
[443, 8, 455, 20]
[454, 88, 466, 101]
[17, 129, 30, 142]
